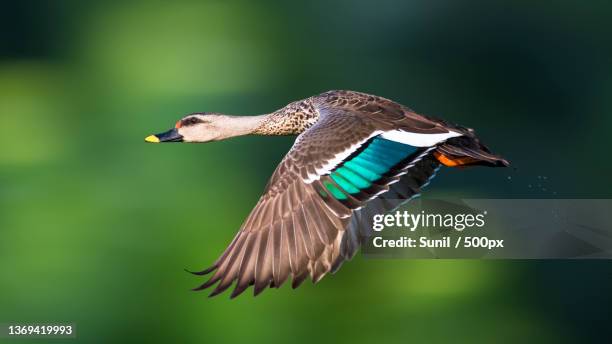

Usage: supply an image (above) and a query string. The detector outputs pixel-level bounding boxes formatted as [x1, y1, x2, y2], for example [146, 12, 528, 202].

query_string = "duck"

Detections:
[145, 90, 509, 298]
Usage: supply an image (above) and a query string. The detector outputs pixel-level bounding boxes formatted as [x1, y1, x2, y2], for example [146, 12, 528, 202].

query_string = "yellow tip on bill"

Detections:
[145, 135, 160, 143]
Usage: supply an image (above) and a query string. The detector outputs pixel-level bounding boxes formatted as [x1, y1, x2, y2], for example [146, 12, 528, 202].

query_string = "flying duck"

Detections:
[145, 90, 508, 298]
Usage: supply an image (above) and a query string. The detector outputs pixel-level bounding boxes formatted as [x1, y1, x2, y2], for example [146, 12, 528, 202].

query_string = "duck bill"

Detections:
[145, 128, 183, 143]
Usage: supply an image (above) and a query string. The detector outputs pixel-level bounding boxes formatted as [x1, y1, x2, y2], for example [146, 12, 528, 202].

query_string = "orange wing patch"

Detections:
[434, 152, 477, 167]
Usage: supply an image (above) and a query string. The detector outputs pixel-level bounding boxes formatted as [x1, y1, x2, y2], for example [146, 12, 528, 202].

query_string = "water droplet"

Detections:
[543, 176, 548, 180]
[537, 176, 542, 179]
[507, 176, 512, 180]
[542, 188, 547, 192]
[528, 184, 532, 188]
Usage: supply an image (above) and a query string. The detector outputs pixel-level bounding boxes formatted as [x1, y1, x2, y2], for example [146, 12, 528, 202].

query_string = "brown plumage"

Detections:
[145, 90, 509, 298]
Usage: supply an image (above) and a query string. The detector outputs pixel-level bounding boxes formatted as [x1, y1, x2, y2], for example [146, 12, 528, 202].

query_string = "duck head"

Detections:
[145, 113, 237, 143]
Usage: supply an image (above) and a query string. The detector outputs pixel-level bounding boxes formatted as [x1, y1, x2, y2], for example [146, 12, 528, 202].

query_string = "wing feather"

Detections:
[192, 91, 464, 297]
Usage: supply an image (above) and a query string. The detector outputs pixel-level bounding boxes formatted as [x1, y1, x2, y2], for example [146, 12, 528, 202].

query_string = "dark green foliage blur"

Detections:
[1, 1, 611, 343]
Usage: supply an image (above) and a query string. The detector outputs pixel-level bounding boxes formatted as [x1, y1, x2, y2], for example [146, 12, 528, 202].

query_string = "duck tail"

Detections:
[434, 134, 509, 168]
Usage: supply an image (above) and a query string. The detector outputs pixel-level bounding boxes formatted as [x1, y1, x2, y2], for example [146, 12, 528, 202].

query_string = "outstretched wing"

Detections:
[191, 97, 463, 298]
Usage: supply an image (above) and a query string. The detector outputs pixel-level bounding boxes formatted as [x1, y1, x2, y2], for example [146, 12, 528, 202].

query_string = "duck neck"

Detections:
[251, 112, 296, 136]
[251, 107, 318, 136]
[226, 98, 319, 137]
[220, 114, 269, 137]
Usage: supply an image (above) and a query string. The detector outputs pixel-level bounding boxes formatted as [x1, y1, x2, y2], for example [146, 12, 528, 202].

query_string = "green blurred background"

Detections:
[1, 1, 611, 343]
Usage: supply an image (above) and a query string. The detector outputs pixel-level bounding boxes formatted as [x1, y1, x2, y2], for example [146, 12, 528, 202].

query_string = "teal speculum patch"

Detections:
[324, 137, 417, 199]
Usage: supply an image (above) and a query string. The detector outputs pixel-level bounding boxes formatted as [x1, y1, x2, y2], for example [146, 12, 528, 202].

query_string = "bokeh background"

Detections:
[1, 1, 611, 343]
